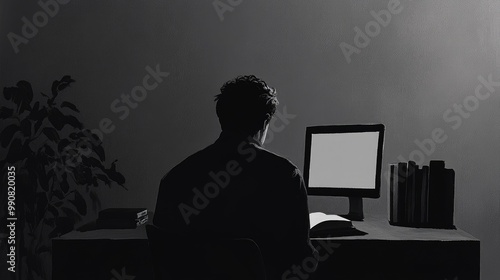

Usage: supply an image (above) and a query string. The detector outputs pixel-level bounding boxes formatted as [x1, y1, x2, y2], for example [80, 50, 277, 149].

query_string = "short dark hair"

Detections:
[215, 75, 278, 135]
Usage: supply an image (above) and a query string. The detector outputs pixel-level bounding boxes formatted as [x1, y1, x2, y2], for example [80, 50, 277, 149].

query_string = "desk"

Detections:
[52, 215, 479, 280]
[310, 215, 480, 280]
[52, 227, 152, 280]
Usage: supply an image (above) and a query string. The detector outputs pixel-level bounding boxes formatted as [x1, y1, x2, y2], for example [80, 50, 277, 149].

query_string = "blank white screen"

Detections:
[308, 132, 379, 189]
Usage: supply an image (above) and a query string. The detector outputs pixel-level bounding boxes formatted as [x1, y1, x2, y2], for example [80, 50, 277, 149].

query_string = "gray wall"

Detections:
[2, 0, 499, 278]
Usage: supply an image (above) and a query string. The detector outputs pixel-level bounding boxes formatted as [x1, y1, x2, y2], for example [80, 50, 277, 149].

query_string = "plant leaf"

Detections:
[32, 101, 39, 112]
[96, 173, 111, 186]
[105, 168, 126, 187]
[49, 216, 75, 238]
[48, 204, 59, 218]
[47, 109, 82, 130]
[60, 207, 74, 218]
[78, 129, 102, 147]
[16, 80, 33, 100]
[71, 192, 87, 216]
[58, 76, 75, 92]
[42, 144, 55, 157]
[44, 218, 56, 228]
[0, 124, 19, 148]
[35, 192, 48, 223]
[60, 174, 69, 194]
[89, 190, 101, 212]
[51, 81, 60, 98]
[42, 127, 60, 142]
[47, 108, 66, 130]
[3, 86, 16, 100]
[3, 81, 34, 114]
[64, 115, 83, 129]
[37, 164, 49, 192]
[60, 101, 79, 112]
[82, 156, 104, 169]
[51, 76, 75, 98]
[94, 145, 105, 161]
[83, 166, 92, 182]
[34, 119, 45, 134]
[0, 107, 14, 119]
[57, 138, 71, 152]
[53, 190, 64, 200]
[5, 139, 24, 163]
[53, 201, 64, 207]
[29, 102, 45, 121]
[16, 80, 33, 114]
[20, 118, 31, 137]
[48, 228, 60, 239]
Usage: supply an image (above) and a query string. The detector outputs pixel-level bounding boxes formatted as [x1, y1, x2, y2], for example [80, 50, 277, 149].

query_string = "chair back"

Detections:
[146, 224, 267, 280]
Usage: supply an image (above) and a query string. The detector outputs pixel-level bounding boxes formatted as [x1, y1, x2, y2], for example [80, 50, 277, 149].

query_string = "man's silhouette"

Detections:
[153, 75, 317, 279]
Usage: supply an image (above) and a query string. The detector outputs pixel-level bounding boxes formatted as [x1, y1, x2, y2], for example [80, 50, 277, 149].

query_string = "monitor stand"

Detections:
[340, 197, 364, 221]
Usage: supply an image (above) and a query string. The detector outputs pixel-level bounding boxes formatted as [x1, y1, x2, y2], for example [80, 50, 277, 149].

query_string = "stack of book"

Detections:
[389, 160, 455, 229]
[96, 208, 148, 229]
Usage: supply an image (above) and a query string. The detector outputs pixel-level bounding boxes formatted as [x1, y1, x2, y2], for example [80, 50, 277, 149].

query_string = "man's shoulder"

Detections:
[253, 144, 301, 175]
[160, 144, 214, 182]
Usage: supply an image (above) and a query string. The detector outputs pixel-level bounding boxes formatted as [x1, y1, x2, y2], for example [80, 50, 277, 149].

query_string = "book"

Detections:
[442, 168, 455, 228]
[428, 161, 445, 226]
[309, 212, 353, 234]
[420, 166, 430, 224]
[96, 215, 148, 229]
[136, 215, 149, 227]
[406, 161, 417, 224]
[413, 166, 423, 225]
[389, 161, 454, 229]
[396, 162, 408, 224]
[96, 208, 149, 229]
[389, 164, 398, 223]
[98, 208, 148, 220]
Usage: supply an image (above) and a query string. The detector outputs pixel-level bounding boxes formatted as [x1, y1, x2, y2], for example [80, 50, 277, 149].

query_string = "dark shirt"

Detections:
[153, 131, 317, 279]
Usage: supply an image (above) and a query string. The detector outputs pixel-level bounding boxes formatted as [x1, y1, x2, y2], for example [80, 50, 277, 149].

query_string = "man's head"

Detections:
[215, 75, 278, 142]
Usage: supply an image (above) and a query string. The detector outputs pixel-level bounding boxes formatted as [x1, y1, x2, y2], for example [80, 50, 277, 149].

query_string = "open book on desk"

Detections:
[309, 212, 366, 237]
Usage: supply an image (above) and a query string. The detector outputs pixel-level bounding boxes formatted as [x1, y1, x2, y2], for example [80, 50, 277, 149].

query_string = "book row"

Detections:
[389, 160, 455, 229]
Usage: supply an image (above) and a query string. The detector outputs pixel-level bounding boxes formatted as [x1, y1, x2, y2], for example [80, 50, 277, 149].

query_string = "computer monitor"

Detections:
[303, 124, 385, 221]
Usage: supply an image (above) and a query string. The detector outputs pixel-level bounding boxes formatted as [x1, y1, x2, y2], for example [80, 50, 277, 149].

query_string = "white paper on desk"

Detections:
[309, 212, 351, 230]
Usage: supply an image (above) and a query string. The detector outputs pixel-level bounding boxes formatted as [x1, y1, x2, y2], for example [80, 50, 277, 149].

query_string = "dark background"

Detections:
[1, 0, 499, 279]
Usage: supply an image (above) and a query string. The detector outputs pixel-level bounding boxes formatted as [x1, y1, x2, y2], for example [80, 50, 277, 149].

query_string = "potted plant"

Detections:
[0, 76, 126, 280]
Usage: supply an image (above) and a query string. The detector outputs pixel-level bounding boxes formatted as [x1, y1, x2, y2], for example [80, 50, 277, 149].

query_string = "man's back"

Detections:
[154, 131, 316, 279]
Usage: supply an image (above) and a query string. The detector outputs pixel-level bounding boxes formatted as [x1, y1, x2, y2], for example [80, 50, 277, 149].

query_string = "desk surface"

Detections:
[55, 227, 147, 240]
[313, 214, 478, 241]
[56, 214, 478, 242]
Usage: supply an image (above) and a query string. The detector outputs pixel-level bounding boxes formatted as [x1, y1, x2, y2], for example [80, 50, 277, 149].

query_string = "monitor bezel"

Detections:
[303, 124, 385, 198]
